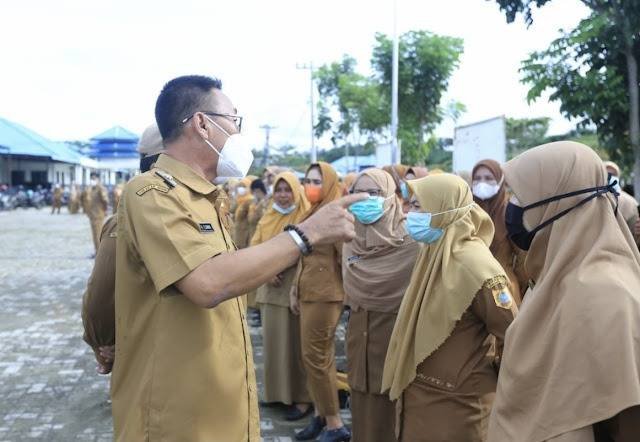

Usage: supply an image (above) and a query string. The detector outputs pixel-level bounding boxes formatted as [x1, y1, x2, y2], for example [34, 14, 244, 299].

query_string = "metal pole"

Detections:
[297, 62, 317, 163]
[310, 63, 316, 163]
[259, 124, 277, 167]
[391, 0, 400, 165]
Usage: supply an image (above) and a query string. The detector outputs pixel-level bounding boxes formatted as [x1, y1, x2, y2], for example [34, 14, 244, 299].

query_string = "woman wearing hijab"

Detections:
[472, 159, 529, 303]
[400, 167, 429, 213]
[233, 176, 256, 248]
[343, 169, 419, 442]
[604, 160, 639, 243]
[251, 172, 312, 420]
[244, 178, 270, 321]
[382, 174, 517, 442]
[382, 164, 409, 203]
[291, 162, 350, 442]
[489, 142, 640, 442]
[342, 172, 358, 196]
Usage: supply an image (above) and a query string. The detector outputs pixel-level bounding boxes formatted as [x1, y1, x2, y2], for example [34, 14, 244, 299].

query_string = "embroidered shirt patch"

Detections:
[136, 184, 169, 196]
[493, 288, 514, 310]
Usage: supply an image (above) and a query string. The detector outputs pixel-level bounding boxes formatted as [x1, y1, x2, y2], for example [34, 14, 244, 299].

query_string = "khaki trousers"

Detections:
[299, 301, 342, 416]
[89, 215, 105, 252]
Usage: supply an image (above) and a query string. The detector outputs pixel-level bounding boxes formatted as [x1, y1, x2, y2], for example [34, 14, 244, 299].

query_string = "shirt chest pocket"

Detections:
[188, 204, 233, 253]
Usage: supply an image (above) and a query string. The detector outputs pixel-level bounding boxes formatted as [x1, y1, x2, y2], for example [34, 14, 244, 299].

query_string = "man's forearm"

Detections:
[178, 232, 301, 308]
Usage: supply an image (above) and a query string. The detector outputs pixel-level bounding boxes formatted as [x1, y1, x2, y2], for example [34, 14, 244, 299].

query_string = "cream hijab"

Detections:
[382, 173, 508, 401]
[488, 142, 640, 442]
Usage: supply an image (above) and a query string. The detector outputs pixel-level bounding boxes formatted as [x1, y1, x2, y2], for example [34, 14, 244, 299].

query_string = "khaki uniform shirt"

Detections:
[81, 215, 117, 361]
[88, 184, 108, 220]
[111, 154, 259, 442]
[296, 243, 344, 303]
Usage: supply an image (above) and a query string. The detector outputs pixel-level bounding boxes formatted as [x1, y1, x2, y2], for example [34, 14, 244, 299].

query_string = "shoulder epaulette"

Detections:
[155, 169, 177, 188]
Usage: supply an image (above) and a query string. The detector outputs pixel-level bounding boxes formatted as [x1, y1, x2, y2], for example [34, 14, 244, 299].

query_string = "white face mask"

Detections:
[202, 115, 254, 184]
[236, 187, 247, 196]
[609, 175, 622, 193]
[472, 181, 500, 200]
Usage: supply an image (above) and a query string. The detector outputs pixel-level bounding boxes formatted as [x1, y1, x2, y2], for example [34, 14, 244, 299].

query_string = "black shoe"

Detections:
[338, 390, 350, 409]
[295, 416, 326, 441]
[318, 426, 351, 442]
[258, 400, 280, 408]
[285, 404, 314, 421]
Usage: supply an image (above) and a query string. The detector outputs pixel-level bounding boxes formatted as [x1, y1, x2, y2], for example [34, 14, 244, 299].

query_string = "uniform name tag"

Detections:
[199, 223, 215, 233]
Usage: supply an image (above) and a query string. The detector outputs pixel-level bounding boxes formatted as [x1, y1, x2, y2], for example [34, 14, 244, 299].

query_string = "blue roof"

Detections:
[330, 155, 377, 175]
[90, 125, 139, 159]
[90, 126, 139, 142]
[0, 117, 86, 164]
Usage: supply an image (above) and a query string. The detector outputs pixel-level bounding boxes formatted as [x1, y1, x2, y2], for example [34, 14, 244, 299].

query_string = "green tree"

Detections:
[371, 31, 464, 165]
[491, 0, 640, 190]
[314, 56, 387, 147]
[506, 117, 551, 158]
[315, 31, 464, 166]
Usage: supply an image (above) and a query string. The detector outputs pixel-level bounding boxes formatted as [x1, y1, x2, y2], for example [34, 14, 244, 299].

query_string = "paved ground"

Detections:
[0, 208, 350, 441]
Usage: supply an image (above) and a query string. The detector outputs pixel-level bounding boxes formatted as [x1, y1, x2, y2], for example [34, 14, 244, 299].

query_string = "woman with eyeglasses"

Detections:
[291, 162, 350, 442]
[343, 168, 419, 442]
[382, 174, 517, 442]
[472, 159, 528, 303]
[251, 172, 313, 421]
[233, 176, 257, 249]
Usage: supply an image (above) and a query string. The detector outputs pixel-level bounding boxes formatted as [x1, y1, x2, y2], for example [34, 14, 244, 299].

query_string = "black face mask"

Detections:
[140, 153, 160, 173]
[505, 181, 618, 251]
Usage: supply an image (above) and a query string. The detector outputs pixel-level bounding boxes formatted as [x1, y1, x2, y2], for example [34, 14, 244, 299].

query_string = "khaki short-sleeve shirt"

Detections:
[111, 154, 259, 442]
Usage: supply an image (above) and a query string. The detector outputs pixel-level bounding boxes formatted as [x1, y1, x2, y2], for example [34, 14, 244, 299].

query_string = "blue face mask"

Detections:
[400, 181, 410, 199]
[406, 212, 443, 243]
[273, 202, 296, 215]
[406, 203, 475, 244]
[349, 196, 388, 225]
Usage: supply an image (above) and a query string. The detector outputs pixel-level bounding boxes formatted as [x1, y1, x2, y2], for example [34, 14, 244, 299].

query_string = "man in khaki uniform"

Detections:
[111, 75, 365, 441]
[86, 173, 109, 252]
[51, 184, 63, 214]
[81, 124, 164, 375]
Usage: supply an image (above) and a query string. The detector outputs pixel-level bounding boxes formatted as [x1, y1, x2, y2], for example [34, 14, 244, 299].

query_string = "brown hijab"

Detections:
[382, 164, 409, 198]
[342, 169, 419, 313]
[488, 142, 640, 442]
[342, 172, 358, 196]
[472, 159, 508, 255]
[406, 167, 429, 179]
[301, 161, 342, 221]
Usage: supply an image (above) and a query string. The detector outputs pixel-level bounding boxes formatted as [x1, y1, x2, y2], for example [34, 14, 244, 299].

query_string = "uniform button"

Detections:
[363, 332, 367, 337]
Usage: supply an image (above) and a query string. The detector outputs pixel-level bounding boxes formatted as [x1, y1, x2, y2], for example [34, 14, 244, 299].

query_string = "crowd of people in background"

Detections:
[211, 145, 640, 441]
[75, 75, 640, 442]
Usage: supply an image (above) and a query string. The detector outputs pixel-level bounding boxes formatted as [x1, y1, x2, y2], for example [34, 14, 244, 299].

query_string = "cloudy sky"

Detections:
[0, 0, 589, 154]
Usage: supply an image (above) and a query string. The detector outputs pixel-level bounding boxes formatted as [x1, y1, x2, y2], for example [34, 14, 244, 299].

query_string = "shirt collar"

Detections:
[154, 154, 218, 196]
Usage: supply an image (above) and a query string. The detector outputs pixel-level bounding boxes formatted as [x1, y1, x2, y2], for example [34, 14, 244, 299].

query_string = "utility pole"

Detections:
[259, 124, 277, 167]
[391, 0, 400, 165]
[297, 62, 317, 163]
